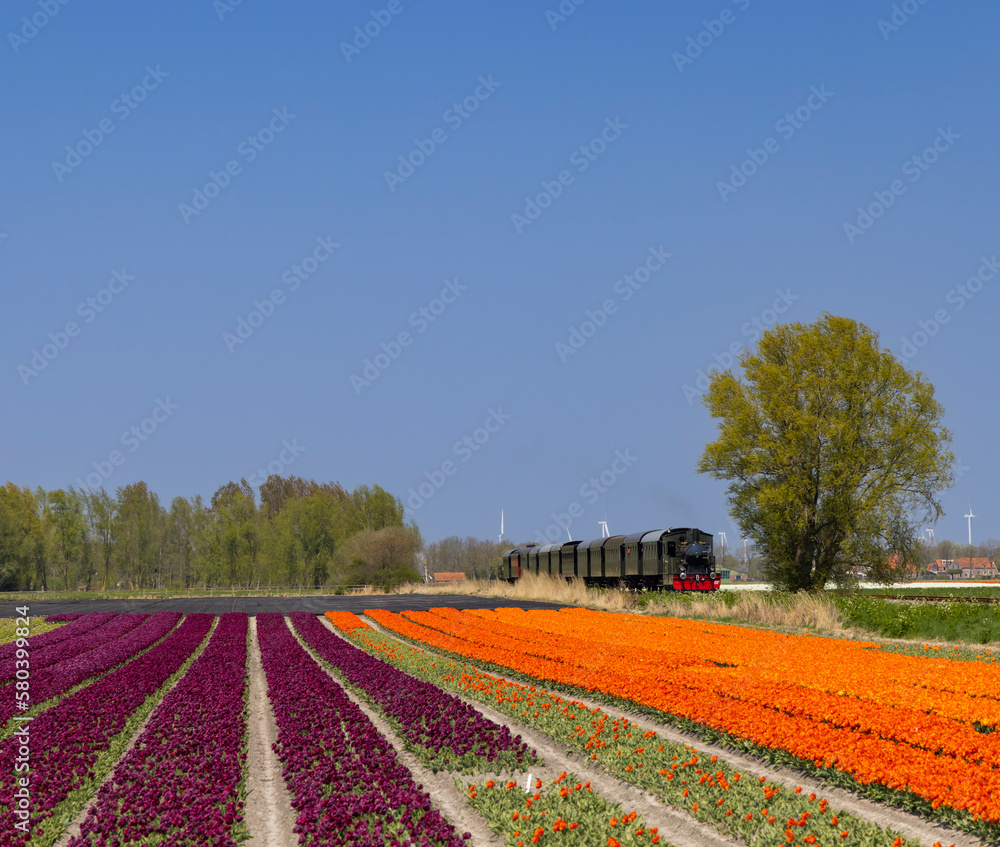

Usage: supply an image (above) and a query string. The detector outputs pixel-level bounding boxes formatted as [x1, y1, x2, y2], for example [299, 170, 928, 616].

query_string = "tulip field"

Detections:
[2, 606, 997, 847]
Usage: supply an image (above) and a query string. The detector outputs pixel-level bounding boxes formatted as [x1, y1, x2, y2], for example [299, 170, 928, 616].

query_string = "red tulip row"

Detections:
[257, 613, 471, 846]
[0, 614, 114, 664]
[68, 613, 249, 846]
[0, 613, 135, 684]
[0, 612, 182, 728]
[0, 614, 214, 845]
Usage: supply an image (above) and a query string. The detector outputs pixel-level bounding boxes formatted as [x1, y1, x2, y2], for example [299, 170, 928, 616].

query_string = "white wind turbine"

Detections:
[965, 505, 976, 547]
[498, 509, 504, 546]
[598, 520, 610, 538]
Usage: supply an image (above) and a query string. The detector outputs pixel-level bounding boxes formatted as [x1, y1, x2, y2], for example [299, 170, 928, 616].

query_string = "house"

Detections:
[432, 572, 467, 582]
[931, 558, 998, 578]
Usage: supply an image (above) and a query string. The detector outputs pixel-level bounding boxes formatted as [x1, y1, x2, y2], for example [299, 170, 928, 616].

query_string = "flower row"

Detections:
[344, 614, 925, 847]
[0, 613, 116, 669]
[69, 613, 249, 846]
[257, 613, 471, 847]
[0, 612, 182, 729]
[0, 613, 214, 846]
[290, 612, 534, 773]
[0, 613, 146, 686]
[371, 609, 1000, 822]
[468, 772, 659, 847]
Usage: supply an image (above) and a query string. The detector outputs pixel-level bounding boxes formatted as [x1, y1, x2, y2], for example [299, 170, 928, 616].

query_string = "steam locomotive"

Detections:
[501, 527, 720, 591]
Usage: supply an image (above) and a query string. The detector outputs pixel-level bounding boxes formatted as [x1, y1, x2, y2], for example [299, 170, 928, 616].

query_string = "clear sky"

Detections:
[3, 0, 998, 549]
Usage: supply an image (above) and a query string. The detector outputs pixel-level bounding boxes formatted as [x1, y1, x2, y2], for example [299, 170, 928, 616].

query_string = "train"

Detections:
[501, 527, 721, 591]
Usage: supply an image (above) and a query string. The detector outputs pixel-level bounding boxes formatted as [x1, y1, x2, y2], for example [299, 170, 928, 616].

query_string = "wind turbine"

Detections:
[718, 532, 727, 565]
[598, 520, 610, 538]
[965, 505, 975, 547]
[498, 509, 504, 546]
[926, 527, 935, 546]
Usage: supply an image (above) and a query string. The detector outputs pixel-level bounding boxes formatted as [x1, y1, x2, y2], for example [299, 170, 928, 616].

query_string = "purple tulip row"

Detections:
[0, 613, 116, 664]
[258, 613, 471, 847]
[290, 612, 535, 772]
[0, 612, 183, 728]
[0, 613, 146, 685]
[43, 613, 84, 622]
[0, 613, 214, 845]
[68, 613, 249, 847]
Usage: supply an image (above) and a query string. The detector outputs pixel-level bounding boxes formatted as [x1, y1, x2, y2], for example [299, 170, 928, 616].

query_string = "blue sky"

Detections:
[3, 0, 998, 549]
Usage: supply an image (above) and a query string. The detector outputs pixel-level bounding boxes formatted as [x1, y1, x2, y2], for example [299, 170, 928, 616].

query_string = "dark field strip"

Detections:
[15, 594, 567, 616]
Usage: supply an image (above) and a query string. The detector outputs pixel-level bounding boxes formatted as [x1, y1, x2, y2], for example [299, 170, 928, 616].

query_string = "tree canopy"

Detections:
[0, 476, 413, 591]
[697, 314, 954, 591]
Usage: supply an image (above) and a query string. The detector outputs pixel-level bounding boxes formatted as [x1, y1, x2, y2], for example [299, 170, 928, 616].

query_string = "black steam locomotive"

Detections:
[502, 527, 720, 592]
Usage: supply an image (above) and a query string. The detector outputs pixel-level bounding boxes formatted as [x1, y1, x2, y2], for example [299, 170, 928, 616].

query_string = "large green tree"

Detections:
[697, 315, 954, 591]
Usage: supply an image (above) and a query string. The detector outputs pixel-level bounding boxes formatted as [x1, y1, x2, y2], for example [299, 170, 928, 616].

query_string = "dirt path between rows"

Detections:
[244, 616, 298, 847]
[359, 614, 986, 847]
[317, 616, 738, 847]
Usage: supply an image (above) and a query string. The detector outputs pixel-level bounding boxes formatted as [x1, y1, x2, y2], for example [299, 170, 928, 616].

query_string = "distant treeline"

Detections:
[0, 476, 421, 591]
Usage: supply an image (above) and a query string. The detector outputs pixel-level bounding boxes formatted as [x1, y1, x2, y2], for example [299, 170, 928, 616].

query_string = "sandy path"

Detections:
[359, 614, 986, 847]
[244, 616, 298, 847]
[317, 615, 738, 847]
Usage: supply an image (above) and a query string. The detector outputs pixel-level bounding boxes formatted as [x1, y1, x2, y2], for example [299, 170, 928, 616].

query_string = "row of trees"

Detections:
[0, 477, 421, 591]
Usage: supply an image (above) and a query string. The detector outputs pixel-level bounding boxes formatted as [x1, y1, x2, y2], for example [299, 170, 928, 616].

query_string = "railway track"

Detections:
[855, 593, 999, 604]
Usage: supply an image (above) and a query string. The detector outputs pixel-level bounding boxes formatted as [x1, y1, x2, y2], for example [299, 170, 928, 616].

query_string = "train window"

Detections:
[667, 542, 676, 556]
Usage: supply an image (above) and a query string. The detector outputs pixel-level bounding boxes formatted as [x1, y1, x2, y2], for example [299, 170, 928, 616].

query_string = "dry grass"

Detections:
[402, 575, 844, 632]
[401, 573, 643, 611]
[652, 591, 842, 631]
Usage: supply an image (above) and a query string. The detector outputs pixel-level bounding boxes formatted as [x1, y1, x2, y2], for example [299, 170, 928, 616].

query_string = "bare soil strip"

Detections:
[359, 614, 986, 847]
[318, 616, 737, 847]
[245, 616, 298, 847]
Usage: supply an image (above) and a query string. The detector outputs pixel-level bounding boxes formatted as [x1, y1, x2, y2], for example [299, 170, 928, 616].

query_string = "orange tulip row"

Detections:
[367, 606, 1000, 823]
